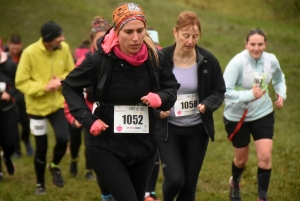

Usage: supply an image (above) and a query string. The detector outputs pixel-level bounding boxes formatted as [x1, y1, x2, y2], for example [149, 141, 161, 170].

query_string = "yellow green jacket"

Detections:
[15, 38, 74, 116]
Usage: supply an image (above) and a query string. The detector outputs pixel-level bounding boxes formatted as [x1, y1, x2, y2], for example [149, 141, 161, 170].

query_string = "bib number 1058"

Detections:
[180, 100, 198, 109]
[174, 93, 199, 117]
[122, 115, 143, 125]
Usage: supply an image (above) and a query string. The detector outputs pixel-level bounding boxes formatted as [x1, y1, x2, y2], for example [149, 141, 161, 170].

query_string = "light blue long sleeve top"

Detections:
[223, 50, 287, 122]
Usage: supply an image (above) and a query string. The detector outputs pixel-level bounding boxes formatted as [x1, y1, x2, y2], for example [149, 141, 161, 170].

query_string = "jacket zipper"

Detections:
[50, 53, 54, 112]
[164, 120, 168, 141]
[198, 59, 213, 140]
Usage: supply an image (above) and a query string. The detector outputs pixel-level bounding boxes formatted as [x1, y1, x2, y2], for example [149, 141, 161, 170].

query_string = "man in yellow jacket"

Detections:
[15, 21, 74, 195]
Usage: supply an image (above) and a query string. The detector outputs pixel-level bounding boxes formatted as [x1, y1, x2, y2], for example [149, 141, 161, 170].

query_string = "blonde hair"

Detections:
[144, 32, 160, 67]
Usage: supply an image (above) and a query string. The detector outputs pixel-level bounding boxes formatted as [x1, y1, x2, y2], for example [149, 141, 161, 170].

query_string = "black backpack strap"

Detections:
[93, 52, 115, 103]
[97, 59, 108, 99]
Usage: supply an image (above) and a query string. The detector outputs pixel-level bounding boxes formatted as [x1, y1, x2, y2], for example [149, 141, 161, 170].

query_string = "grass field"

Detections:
[1, 0, 300, 200]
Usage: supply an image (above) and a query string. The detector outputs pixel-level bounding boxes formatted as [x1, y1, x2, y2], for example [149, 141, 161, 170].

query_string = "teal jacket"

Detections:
[223, 50, 287, 122]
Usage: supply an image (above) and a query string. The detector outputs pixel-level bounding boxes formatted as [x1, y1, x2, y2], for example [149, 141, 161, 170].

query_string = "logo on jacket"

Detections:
[161, 163, 167, 169]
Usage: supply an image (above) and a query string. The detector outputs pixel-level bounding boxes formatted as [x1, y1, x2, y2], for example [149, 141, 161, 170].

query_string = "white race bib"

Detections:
[30, 119, 47, 135]
[174, 93, 199, 117]
[0, 82, 6, 93]
[114, 105, 149, 133]
[253, 72, 264, 88]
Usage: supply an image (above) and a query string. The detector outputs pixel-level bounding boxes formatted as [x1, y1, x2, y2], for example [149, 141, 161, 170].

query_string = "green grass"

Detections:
[1, 0, 300, 200]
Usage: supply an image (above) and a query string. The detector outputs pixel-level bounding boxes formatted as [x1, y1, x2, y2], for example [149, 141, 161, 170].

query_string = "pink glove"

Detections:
[90, 119, 109, 136]
[90, 120, 103, 136]
[142, 92, 162, 108]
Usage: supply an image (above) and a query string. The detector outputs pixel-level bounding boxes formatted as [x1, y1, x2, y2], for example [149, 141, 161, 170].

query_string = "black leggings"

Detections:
[68, 124, 91, 169]
[30, 109, 69, 184]
[88, 151, 155, 201]
[157, 123, 209, 201]
[146, 152, 160, 192]
[15, 94, 30, 152]
[0, 106, 19, 160]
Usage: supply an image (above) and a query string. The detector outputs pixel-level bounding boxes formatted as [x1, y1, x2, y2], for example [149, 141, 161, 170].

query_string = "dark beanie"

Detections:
[41, 21, 63, 42]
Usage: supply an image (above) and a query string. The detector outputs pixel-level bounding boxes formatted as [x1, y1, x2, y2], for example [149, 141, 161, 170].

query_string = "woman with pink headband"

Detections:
[62, 2, 178, 201]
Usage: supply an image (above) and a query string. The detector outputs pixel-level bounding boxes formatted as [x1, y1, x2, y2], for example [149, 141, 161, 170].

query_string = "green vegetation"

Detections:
[1, 0, 300, 200]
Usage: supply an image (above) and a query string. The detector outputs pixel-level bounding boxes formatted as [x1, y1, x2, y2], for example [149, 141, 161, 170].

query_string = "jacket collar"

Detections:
[243, 49, 264, 64]
[37, 38, 49, 51]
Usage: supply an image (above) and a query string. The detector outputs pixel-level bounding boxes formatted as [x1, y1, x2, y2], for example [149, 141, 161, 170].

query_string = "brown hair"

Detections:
[175, 11, 202, 37]
[9, 34, 22, 44]
[246, 28, 267, 42]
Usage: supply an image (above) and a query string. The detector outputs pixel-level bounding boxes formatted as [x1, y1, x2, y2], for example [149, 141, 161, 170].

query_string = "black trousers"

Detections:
[15, 93, 30, 153]
[68, 124, 91, 170]
[0, 106, 19, 161]
[146, 152, 160, 192]
[157, 123, 209, 201]
[88, 151, 155, 201]
[30, 108, 69, 184]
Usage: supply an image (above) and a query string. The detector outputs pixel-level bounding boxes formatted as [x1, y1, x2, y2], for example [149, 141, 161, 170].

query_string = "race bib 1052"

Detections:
[114, 105, 149, 133]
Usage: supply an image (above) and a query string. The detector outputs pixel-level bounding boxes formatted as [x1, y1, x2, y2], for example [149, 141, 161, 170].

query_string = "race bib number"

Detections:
[30, 119, 47, 136]
[114, 106, 149, 133]
[253, 72, 264, 88]
[0, 82, 6, 93]
[174, 93, 199, 117]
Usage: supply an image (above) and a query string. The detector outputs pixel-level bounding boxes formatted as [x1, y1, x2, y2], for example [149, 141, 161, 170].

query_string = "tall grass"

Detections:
[1, 0, 300, 200]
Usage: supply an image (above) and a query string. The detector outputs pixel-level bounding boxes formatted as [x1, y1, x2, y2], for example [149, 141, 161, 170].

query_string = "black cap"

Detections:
[41, 21, 63, 42]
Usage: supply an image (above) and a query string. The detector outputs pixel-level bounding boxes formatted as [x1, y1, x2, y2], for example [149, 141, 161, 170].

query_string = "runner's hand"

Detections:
[45, 75, 62, 92]
[252, 84, 264, 99]
[0, 91, 11, 101]
[72, 119, 82, 128]
[274, 94, 284, 108]
[160, 110, 170, 119]
[197, 104, 205, 114]
[90, 119, 109, 136]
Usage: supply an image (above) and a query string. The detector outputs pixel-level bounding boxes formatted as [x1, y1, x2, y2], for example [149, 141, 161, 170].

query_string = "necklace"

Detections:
[174, 55, 193, 64]
[181, 58, 189, 64]
[174, 49, 196, 65]
[174, 53, 195, 64]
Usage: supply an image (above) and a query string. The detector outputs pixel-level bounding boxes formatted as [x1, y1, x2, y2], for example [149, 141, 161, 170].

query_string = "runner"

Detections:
[15, 21, 74, 194]
[156, 11, 225, 201]
[223, 28, 287, 201]
[62, 2, 178, 201]
[0, 39, 19, 180]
